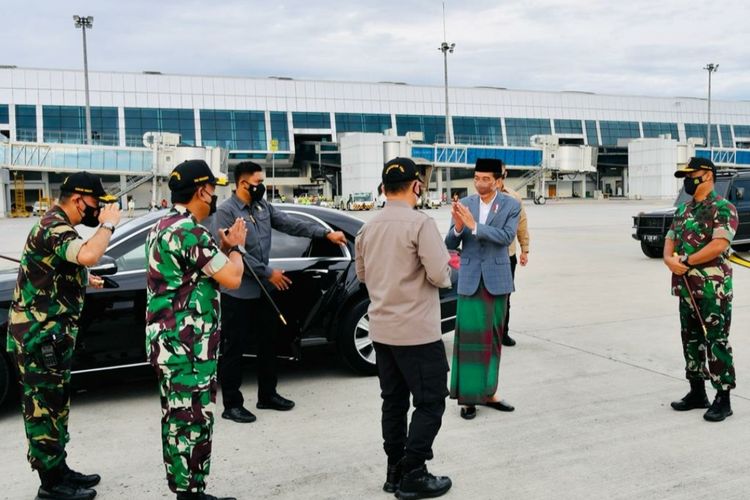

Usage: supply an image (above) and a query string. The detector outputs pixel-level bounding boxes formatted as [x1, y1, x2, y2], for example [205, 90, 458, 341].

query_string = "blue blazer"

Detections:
[445, 192, 521, 296]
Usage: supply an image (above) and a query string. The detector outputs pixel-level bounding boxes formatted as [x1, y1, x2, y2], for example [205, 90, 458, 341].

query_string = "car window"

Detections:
[730, 179, 750, 204]
[115, 240, 148, 272]
[270, 212, 346, 259]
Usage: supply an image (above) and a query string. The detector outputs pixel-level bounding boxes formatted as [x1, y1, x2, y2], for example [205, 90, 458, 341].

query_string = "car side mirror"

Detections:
[736, 187, 745, 201]
[90, 255, 118, 276]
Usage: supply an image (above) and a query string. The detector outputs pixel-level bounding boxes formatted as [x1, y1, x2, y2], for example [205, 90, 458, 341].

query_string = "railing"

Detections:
[0, 141, 152, 174]
[434, 134, 502, 146]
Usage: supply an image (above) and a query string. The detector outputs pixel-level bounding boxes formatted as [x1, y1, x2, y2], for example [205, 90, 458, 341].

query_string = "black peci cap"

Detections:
[60, 172, 117, 202]
[674, 157, 716, 178]
[475, 158, 504, 174]
[382, 157, 421, 184]
[168, 159, 228, 193]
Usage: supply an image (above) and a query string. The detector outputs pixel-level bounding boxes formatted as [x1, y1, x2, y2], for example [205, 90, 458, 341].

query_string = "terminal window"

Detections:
[200, 110, 266, 150]
[43, 105, 119, 146]
[585, 120, 599, 146]
[124, 108, 195, 146]
[0, 105, 8, 124]
[335, 113, 392, 134]
[15, 105, 37, 142]
[395, 115, 446, 144]
[292, 112, 331, 129]
[719, 124, 733, 148]
[642, 122, 678, 140]
[599, 120, 640, 146]
[453, 116, 503, 145]
[504, 118, 552, 147]
[553, 119, 583, 135]
[685, 123, 719, 148]
[270, 111, 290, 150]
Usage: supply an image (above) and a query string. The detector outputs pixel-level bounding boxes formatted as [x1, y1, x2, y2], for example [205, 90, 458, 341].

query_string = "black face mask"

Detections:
[78, 200, 100, 228]
[684, 175, 705, 196]
[204, 192, 218, 216]
[247, 183, 266, 203]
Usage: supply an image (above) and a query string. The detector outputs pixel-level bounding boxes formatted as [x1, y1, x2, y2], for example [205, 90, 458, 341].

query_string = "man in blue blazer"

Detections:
[445, 158, 521, 420]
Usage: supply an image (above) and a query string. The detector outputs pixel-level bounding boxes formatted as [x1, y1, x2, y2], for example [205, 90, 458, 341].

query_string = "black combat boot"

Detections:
[670, 379, 710, 411]
[383, 457, 403, 493]
[396, 464, 452, 500]
[38, 468, 96, 500]
[704, 390, 733, 422]
[175, 492, 237, 500]
[62, 462, 101, 488]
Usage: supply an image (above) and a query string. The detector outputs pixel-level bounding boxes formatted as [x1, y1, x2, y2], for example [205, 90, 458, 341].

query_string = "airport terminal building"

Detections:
[1, 65, 750, 215]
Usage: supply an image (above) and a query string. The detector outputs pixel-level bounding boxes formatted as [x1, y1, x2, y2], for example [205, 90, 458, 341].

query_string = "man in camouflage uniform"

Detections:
[145, 160, 246, 500]
[664, 157, 738, 422]
[7, 172, 120, 500]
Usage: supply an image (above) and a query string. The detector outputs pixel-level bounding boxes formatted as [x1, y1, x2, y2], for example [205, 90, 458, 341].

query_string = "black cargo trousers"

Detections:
[373, 340, 449, 470]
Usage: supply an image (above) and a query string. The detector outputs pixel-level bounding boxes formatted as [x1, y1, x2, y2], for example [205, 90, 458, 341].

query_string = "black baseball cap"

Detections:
[674, 157, 716, 178]
[168, 159, 229, 193]
[60, 172, 117, 202]
[382, 157, 421, 184]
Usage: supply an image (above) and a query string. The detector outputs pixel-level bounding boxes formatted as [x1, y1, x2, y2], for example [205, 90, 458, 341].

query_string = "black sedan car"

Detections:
[0, 205, 458, 406]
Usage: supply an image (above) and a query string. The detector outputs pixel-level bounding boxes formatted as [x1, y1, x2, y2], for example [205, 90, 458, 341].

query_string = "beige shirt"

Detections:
[355, 200, 452, 346]
[502, 186, 530, 256]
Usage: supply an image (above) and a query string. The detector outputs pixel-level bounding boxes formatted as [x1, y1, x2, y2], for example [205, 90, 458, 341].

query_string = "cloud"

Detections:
[1, 0, 748, 100]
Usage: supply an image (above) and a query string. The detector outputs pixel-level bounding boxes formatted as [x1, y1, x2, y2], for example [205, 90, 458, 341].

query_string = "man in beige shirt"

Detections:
[355, 157, 453, 500]
[497, 170, 530, 347]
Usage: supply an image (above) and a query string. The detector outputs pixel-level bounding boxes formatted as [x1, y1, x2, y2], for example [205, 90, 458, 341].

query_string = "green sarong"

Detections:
[450, 283, 507, 405]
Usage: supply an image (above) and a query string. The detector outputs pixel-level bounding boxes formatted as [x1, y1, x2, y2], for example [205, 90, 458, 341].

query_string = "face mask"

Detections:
[201, 189, 218, 216]
[248, 182, 266, 202]
[78, 199, 100, 228]
[684, 175, 704, 196]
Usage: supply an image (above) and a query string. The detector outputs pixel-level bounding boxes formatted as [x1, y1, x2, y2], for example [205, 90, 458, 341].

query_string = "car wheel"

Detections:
[0, 353, 11, 407]
[640, 240, 662, 258]
[337, 298, 378, 375]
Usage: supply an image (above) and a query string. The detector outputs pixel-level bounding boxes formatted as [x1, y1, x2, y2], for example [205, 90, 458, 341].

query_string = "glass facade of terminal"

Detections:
[553, 119, 583, 135]
[599, 121, 640, 146]
[453, 116, 502, 145]
[292, 112, 330, 129]
[335, 113, 392, 134]
[395, 115, 445, 144]
[685, 123, 720, 148]
[200, 109, 266, 150]
[16, 104, 36, 142]
[270, 111, 290, 150]
[642, 122, 678, 140]
[124, 108, 196, 146]
[0, 105, 8, 124]
[43, 105, 119, 146]
[505, 118, 552, 147]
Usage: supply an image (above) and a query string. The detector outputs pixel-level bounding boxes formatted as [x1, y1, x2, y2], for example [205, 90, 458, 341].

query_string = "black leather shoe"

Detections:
[671, 380, 710, 411]
[176, 492, 237, 500]
[383, 458, 403, 493]
[37, 483, 97, 500]
[221, 406, 257, 423]
[485, 399, 515, 412]
[256, 394, 295, 411]
[62, 464, 101, 488]
[704, 390, 733, 422]
[396, 465, 452, 499]
[460, 406, 476, 420]
[502, 335, 516, 346]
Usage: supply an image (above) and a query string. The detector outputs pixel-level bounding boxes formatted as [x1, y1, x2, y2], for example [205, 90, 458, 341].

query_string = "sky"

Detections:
[2, 0, 749, 100]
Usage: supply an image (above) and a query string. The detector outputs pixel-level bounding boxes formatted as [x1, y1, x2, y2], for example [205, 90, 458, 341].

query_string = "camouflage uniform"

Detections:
[666, 191, 738, 391]
[145, 205, 229, 494]
[6, 206, 87, 473]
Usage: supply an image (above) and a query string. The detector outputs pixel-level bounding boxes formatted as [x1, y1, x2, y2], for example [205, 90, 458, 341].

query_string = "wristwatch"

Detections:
[101, 222, 115, 234]
[229, 245, 247, 256]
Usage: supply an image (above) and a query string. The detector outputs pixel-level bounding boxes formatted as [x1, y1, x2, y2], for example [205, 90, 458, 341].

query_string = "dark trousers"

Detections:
[219, 294, 278, 409]
[373, 340, 449, 469]
[503, 254, 518, 339]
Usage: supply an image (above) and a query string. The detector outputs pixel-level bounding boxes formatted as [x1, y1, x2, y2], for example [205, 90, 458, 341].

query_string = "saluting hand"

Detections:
[326, 230, 347, 246]
[99, 204, 121, 226]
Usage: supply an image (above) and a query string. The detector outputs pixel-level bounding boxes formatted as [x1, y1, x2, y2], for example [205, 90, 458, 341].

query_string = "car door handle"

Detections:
[303, 269, 329, 274]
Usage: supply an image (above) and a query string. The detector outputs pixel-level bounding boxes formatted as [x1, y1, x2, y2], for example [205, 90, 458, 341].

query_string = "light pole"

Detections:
[438, 41, 455, 200]
[74, 15, 94, 145]
[704, 63, 719, 153]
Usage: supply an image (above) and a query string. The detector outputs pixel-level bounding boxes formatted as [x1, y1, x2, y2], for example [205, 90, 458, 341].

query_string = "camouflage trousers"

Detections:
[154, 359, 218, 493]
[679, 295, 736, 391]
[11, 332, 75, 472]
